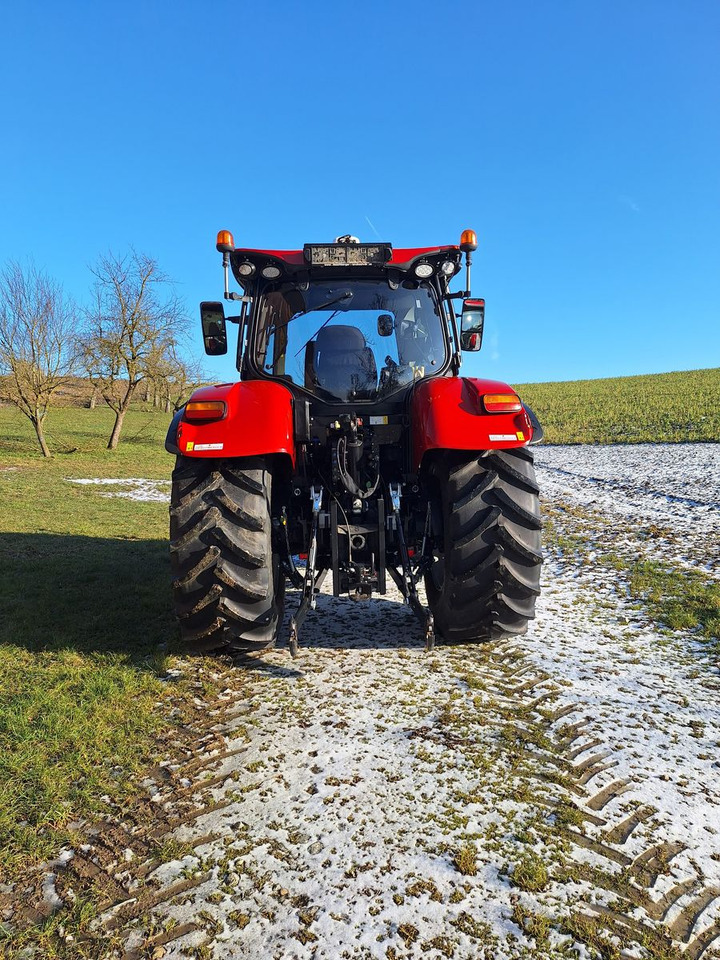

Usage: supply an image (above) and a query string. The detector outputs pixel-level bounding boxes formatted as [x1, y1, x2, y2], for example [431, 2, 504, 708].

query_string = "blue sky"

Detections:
[1, 1, 718, 385]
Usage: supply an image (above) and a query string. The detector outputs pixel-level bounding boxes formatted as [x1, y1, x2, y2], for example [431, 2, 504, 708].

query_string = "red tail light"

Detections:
[483, 393, 522, 414]
[184, 400, 226, 423]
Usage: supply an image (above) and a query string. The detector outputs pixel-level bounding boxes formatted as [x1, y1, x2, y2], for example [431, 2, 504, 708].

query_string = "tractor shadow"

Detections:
[0, 532, 176, 666]
[193, 591, 427, 679]
[0, 534, 426, 674]
[278, 588, 428, 653]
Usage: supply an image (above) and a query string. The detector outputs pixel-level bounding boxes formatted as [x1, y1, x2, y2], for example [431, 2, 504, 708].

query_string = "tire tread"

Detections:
[170, 456, 283, 653]
[425, 448, 542, 643]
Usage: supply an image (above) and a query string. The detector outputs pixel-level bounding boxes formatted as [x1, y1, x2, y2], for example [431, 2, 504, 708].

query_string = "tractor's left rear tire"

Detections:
[170, 455, 284, 654]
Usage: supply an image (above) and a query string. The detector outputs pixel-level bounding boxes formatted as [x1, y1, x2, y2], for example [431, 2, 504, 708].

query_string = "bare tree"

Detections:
[138, 338, 206, 412]
[82, 251, 188, 449]
[142, 338, 179, 411]
[163, 348, 206, 413]
[0, 261, 76, 457]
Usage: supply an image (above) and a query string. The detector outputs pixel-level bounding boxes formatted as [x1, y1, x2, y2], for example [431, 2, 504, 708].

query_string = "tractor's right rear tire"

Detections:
[170, 456, 284, 654]
[425, 447, 542, 643]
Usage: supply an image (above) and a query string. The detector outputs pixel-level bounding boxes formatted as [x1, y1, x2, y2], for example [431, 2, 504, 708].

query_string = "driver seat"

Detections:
[306, 325, 377, 399]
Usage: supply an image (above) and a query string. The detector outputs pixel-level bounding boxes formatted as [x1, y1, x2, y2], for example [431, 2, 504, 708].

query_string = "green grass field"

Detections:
[0, 406, 189, 882]
[515, 367, 720, 444]
[0, 366, 717, 900]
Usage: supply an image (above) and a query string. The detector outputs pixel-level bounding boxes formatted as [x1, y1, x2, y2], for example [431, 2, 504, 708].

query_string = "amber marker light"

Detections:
[483, 393, 522, 413]
[184, 400, 227, 422]
[216, 230, 235, 252]
[460, 229, 478, 252]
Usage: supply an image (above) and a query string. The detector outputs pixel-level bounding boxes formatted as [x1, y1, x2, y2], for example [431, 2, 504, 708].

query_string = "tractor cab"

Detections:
[200, 233, 486, 408]
[254, 276, 447, 404]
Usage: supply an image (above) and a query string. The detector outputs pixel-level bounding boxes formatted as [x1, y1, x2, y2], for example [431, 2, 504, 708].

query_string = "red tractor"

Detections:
[166, 230, 542, 656]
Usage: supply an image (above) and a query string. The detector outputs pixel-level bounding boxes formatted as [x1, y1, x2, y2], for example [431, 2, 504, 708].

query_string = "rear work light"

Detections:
[414, 262, 434, 278]
[483, 393, 523, 413]
[184, 400, 227, 422]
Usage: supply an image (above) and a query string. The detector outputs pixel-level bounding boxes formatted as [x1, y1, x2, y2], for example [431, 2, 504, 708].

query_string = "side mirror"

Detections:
[377, 313, 394, 337]
[460, 298, 485, 352]
[200, 301, 228, 356]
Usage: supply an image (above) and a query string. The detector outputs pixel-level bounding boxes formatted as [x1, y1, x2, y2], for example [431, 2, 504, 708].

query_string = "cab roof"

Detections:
[229, 244, 463, 286]
[234, 245, 459, 266]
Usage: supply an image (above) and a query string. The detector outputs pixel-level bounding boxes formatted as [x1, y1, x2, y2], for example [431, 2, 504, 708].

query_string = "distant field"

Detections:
[515, 367, 720, 444]
[0, 404, 171, 472]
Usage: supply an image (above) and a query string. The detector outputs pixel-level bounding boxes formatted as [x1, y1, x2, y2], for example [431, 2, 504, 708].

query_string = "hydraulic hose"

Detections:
[336, 434, 380, 500]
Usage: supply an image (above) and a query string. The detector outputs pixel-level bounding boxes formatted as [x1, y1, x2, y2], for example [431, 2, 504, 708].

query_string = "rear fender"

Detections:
[411, 377, 536, 472]
[166, 381, 296, 467]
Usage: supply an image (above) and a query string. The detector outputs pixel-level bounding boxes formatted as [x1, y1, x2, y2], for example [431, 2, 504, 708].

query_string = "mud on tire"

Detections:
[170, 455, 284, 653]
[425, 447, 542, 643]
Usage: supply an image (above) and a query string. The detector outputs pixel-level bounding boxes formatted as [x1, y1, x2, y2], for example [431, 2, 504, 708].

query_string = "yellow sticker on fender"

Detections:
[516, 431, 525, 441]
[186, 441, 194, 451]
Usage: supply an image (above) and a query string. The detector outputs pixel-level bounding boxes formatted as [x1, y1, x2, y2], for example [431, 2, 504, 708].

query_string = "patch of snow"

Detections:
[65, 477, 171, 502]
[41, 873, 63, 913]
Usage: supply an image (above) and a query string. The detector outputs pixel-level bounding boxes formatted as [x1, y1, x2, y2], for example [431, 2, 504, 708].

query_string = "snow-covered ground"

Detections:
[536, 443, 720, 576]
[44, 445, 720, 958]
